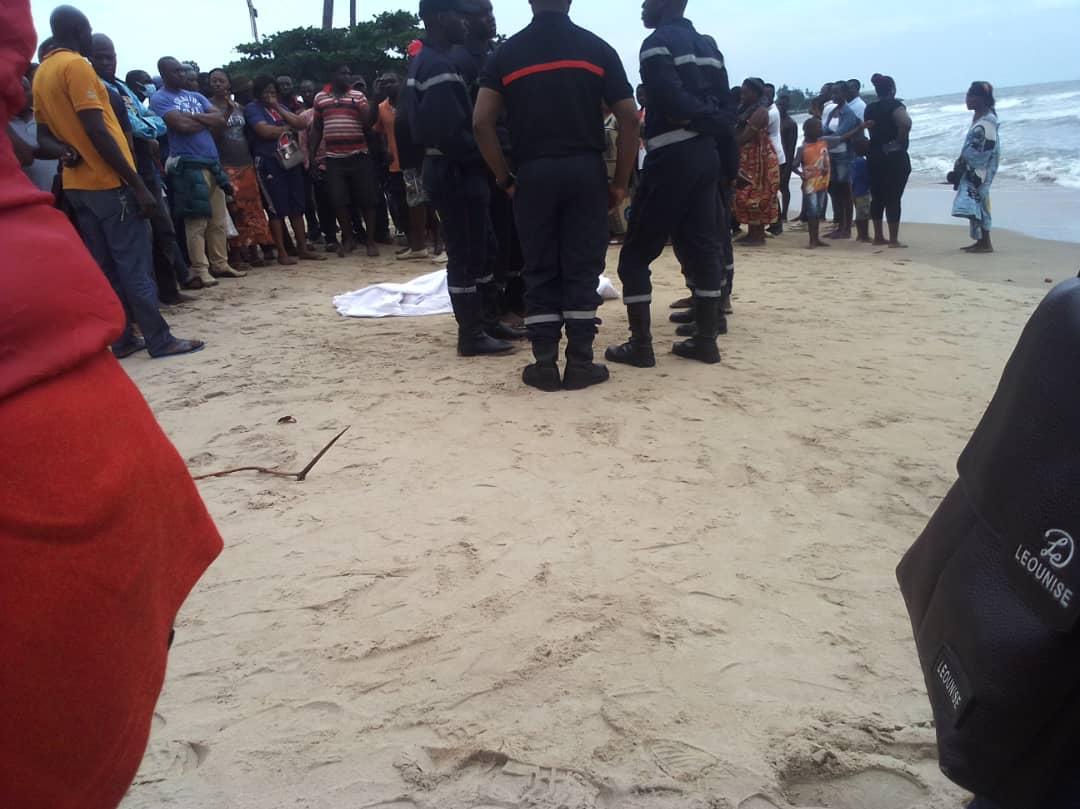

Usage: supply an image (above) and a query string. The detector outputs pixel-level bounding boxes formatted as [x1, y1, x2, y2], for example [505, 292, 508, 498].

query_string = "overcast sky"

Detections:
[29, 0, 1080, 99]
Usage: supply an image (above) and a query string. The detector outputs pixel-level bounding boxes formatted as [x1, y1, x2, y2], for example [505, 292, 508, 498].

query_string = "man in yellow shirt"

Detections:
[33, 5, 203, 358]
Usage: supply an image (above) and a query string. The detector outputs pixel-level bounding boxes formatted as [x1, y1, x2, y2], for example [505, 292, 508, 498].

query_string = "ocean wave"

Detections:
[909, 155, 1080, 189]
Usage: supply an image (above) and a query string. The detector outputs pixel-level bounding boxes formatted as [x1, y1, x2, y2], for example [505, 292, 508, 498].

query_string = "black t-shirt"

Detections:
[865, 98, 905, 159]
[479, 11, 633, 165]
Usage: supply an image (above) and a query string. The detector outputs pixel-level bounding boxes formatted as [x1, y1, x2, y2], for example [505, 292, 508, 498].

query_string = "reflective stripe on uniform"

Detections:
[694, 289, 724, 298]
[503, 60, 605, 86]
[476, 274, 494, 284]
[448, 286, 478, 294]
[524, 313, 563, 325]
[646, 128, 699, 151]
[407, 73, 466, 92]
[426, 148, 444, 157]
[673, 54, 725, 70]
[562, 310, 596, 320]
[639, 47, 671, 61]
[623, 294, 652, 304]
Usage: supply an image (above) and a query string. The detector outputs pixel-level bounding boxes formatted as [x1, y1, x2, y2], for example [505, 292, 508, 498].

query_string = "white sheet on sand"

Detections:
[333, 269, 621, 318]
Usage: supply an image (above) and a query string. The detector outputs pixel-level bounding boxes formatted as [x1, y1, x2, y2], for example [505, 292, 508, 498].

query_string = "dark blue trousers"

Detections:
[423, 157, 491, 295]
[512, 153, 609, 344]
[66, 186, 173, 354]
[617, 136, 724, 305]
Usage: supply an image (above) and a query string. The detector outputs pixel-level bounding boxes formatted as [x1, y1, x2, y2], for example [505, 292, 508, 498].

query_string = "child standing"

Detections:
[851, 138, 872, 243]
[794, 118, 832, 249]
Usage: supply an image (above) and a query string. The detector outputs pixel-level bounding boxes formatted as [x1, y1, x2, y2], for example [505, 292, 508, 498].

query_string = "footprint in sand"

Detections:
[647, 739, 726, 781]
[132, 739, 209, 785]
[782, 766, 927, 809]
[409, 752, 599, 808]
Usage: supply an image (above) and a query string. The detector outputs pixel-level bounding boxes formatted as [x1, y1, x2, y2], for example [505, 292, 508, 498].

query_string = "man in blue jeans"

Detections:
[32, 5, 202, 359]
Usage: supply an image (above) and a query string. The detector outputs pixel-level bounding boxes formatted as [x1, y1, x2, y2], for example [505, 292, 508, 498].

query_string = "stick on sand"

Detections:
[193, 426, 351, 482]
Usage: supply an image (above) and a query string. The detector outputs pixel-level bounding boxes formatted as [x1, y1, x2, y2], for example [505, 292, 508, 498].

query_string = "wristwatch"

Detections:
[497, 173, 517, 190]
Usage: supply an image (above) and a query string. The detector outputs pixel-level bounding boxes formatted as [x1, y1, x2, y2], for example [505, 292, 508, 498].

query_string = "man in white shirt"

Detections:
[764, 82, 785, 234]
[846, 79, 866, 121]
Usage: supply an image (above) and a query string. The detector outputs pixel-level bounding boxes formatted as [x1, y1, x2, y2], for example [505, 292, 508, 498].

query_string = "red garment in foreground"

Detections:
[0, 2, 223, 806]
[0, 353, 223, 808]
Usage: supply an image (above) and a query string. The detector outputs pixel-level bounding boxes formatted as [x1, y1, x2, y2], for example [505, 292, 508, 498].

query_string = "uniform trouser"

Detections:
[65, 186, 172, 355]
[719, 185, 735, 294]
[424, 158, 492, 306]
[512, 153, 608, 345]
[149, 183, 189, 300]
[488, 174, 524, 285]
[617, 137, 724, 306]
[184, 170, 229, 274]
[679, 184, 734, 296]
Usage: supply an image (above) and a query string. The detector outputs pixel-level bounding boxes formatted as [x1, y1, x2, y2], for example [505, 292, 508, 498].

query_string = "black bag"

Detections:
[897, 278, 1080, 809]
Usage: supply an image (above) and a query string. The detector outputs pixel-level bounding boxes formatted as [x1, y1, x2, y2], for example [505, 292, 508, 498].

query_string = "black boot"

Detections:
[522, 340, 562, 392]
[672, 297, 722, 364]
[676, 314, 728, 337]
[563, 334, 609, 390]
[669, 309, 694, 325]
[452, 292, 514, 357]
[605, 302, 656, 368]
[479, 281, 527, 341]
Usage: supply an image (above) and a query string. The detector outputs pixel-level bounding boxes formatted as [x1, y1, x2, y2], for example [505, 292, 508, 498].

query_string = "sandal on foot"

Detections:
[150, 338, 205, 359]
[113, 337, 147, 358]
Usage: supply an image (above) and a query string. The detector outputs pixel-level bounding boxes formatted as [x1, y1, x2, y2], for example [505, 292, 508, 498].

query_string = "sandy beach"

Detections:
[118, 224, 1076, 809]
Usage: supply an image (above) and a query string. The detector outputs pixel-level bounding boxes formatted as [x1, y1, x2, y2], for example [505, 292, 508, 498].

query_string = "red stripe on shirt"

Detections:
[502, 60, 605, 86]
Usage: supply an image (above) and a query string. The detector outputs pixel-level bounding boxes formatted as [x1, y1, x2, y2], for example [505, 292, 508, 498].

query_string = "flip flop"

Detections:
[113, 338, 147, 359]
[150, 338, 206, 359]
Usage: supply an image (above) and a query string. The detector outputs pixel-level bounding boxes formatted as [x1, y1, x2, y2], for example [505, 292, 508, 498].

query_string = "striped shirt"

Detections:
[313, 89, 369, 158]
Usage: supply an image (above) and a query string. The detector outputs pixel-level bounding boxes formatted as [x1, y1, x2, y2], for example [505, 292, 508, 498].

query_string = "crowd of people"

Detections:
[9, 1, 1001, 386]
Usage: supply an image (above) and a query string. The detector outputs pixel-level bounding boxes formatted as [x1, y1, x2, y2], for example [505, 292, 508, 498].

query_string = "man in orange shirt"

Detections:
[33, 5, 202, 358]
[373, 72, 413, 254]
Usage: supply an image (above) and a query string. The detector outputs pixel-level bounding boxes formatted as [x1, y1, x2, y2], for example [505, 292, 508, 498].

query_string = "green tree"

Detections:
[776, 84, 817, 113]
[223, 11, 420, 84]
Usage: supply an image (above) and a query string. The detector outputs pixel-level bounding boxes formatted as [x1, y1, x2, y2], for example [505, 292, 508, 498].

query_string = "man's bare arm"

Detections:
[473, 88, 511, 188]
[611, 98, 639, 194]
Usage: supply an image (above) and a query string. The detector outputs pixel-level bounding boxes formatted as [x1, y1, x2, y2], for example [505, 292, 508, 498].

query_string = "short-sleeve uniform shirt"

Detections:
[32, 49, 135, 190]
[479, 11, 633, 165]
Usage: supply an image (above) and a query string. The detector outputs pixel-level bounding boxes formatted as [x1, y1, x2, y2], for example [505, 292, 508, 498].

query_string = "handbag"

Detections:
[896, 278, 1080, 808]
[275, 129, 305, 171]
[264, 105, 305, 171]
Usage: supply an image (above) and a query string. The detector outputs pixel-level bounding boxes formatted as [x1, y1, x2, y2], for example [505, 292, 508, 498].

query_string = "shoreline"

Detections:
[780, 182, 1079, 289]
[783, 174, 1080, 247]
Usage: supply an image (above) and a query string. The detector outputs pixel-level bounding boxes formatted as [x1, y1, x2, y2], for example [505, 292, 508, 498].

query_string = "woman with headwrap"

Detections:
[0, 3, 222, 806]
[864, 74, 913, 247]
[733, 77, 780, 247]
[952, 81, 1000, 253]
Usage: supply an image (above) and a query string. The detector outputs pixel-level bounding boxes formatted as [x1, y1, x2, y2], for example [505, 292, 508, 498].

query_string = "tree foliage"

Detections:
[775, 84, 817, 113]
[222, 11, 420, 84]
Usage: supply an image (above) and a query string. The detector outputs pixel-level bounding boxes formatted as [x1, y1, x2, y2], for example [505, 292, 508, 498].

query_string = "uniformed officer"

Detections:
[473, 0, 638, 391]
[605, 0, 734, 367]
[407, 0, 513, 357]
[453, 0, 527, 336]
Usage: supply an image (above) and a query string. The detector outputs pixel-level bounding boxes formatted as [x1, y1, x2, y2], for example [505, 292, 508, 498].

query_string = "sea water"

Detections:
[906, 80, 1080, 191]
[793, 80, 1080, 243]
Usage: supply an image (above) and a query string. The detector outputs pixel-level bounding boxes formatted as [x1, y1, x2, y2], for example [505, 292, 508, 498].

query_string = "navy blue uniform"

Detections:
[406, 41, 493, 320]
[453, 41, 525, 312]
[617, 18, 733, 306]
[480, 11, 632, 346]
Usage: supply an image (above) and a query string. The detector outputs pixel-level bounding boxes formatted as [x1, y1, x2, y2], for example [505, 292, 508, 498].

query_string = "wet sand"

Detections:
[118, 225, 1061, 808]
